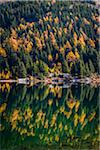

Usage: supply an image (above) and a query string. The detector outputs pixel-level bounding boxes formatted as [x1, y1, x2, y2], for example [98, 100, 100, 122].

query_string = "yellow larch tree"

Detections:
[64, 41, 72, 49]
[88, 39, 95, 48]
[75, 49, 80, 60]
[78, 34, 86, 49]
[0, 46, 7, 57]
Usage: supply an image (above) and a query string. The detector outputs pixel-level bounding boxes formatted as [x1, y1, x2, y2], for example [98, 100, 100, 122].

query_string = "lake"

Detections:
[0, 83, 99, 150]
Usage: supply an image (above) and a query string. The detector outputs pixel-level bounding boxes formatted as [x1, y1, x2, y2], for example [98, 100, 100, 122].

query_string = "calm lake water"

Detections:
[0, 83, 99, 150]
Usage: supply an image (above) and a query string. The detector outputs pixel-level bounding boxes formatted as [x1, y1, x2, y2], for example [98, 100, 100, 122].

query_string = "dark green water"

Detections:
[0, 83, 99, 150]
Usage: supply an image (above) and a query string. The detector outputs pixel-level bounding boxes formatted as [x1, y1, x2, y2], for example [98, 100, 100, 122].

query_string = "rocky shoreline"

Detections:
[0, 74, 100, 86]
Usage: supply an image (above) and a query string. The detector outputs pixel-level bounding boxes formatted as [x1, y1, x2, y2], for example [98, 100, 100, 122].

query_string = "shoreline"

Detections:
[0, 74, 100, 86]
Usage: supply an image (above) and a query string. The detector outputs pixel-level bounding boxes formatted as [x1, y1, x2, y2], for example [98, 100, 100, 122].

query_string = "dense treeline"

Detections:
[0, 1, 99, 78]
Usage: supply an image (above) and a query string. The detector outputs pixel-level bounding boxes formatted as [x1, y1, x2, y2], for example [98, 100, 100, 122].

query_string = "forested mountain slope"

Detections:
[0, 1, 99, 78]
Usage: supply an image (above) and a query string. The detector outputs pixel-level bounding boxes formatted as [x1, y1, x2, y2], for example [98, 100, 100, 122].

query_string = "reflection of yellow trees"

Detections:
[75, 100, 80, 112]
[0, 83, 11, 92]
[0, 85, 98, 145]
[0, 103, 7, 114]
[63, 110, 72, 119]
[88, 112, 96, 122]
[0, 46, 6, 57]
[9, 107, 35, 136]
[67, 99, 76, 109]
[0, 70, 11, 79]
[48, 99, 53, 106]
[74, 113, 79, 127]
[51, 114, 57, 127]
[0, 99, 97, 144]
[79, 109, 86, 124]
[24, 108, 33, 121]
[49, 86, 62, 97]
[10, 109, 20, 130]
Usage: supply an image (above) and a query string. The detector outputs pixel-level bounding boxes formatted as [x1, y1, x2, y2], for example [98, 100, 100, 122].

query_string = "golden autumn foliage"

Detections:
[50, 32, 56, 45]
[79, 110, 86, 124]
[28, 30, 33, 36]
[74, 113, 79, 127]
[19, 23, 27, 30]
[75, 16, 79, 21]
[47, 24, 51, 30]
[51, 114, 57, 127]
[44, 119, 49, 129]
[48, 99, 53, 106]
[64, 41, 72, 49]
[73, 32, 78, 39]
[40, 35, 45, 46]
[35, 37, 43, 50]
[63, 28, 67, 34]
[0, 70, 11, 79]
[0, 103, 7, 114]
[9, 29, 20, 51]
[55, 135, 59, 142]
[24, 40, 33, 52]
[73, 32, 78, 47]
[64, 110, 72, 119]
[67, 99, 76, 109]
[78, 35, 86, 49]
[27, 22, 34, 28]
[44, 30, 48, 40]
[69, 23, 73, 31]
[39, 19, 43, 25]
[58, 30, 62, 37]
[83, 18, 90, 25]
[24, 108, 33, 121]
[53, 27, 57, 33]
[0, 2, 99, 81]
[88, 112, 96, 122]
[67, 51, 76, 61]
[81, 30, 87, 40]
[75, 100, 80, 112]
[9, 37, 19, 51]
[75, 49, 80, 59]
[48, 54, 53, 61]
[0, 83, 11, 92]
[54, 17, 59, 24]
[88, 39, 95, 48]
[10, 109, 19, 123]
[0, 47, 7, 57]
[59, 122, 63, 131]
[59, 47, 64, 53]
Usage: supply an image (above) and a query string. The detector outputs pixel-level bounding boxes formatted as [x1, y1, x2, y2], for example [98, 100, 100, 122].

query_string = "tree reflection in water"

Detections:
[0, 83, 99, 150]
